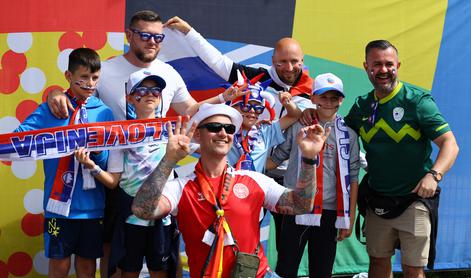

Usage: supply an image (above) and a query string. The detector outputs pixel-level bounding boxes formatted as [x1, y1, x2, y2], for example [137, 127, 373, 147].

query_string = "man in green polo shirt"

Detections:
[345, 40, 459, 278]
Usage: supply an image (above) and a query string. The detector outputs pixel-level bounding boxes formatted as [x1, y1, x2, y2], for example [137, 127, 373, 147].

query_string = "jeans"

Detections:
[264, 270, 281, 278]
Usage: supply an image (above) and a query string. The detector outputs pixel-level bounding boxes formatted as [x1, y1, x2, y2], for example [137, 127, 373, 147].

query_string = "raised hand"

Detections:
[163, 16, 192, 34]
[296, 124, 330, 159]
[164, 116, 197, 163]
[221, 85, 250, 102]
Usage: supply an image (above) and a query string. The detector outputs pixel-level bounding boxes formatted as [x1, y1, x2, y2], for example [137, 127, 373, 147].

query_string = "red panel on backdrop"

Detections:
[0, 0, 125, 33]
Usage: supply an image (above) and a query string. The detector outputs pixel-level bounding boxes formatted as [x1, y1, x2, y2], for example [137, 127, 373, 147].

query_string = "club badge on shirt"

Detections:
[233, 183, 249, 199]
[393, 107, 404, 121]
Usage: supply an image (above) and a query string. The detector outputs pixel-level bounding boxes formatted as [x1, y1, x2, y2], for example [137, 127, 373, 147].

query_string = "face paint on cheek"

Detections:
[134, 95, 142, 102]
[75, 80, 97, 91]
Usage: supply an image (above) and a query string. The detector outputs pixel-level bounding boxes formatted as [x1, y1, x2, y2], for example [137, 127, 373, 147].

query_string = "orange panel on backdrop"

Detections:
[0, 0, 125, 33]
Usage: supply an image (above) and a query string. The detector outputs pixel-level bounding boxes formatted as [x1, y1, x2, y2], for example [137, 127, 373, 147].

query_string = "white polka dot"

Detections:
[23, 189, 44, 214]
[0, 116, 20, 134]
[108, 32, 125, 51]
[33, 251, 48, 275]
[7, 33, 33, 53]
[11, 160, 37, 180]
[20, 68, 46, 94]
[57, 48, 74, 73]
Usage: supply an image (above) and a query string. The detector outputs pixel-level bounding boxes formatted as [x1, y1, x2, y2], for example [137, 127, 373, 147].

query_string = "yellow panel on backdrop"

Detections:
[293, 0, 447, 90]
[0, 31, 123, 276]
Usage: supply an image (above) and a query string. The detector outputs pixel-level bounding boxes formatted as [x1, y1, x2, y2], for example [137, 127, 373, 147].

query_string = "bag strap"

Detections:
[355, 213, 366, 245]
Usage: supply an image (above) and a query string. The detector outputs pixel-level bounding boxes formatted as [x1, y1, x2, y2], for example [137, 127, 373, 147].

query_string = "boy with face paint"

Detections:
[15, 48, 115, 277]
[227, 77, 302, 173]
[267, 73, 361, 278]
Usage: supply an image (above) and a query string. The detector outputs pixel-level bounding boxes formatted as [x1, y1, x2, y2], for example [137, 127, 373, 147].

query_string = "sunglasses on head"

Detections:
[132, 87, 162, 97]
[236, 103, 265, 114]
[197, 122, 236, 135]
[131, 29, 165, 43]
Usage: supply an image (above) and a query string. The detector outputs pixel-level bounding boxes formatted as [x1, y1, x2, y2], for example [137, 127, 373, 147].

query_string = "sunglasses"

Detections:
[197, 122, 236, 135]
[132, 87, 162, 97]
[131, 29, 165, 43]
[236, 103, 265, 114]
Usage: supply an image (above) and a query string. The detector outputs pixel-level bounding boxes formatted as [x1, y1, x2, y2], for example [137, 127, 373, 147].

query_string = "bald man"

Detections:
[164, 17, 315, 121]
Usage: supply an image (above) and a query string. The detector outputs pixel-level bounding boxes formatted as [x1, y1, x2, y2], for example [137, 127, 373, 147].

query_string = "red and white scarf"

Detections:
[295, 115, 351, 229]
[0, 117, 177, 161]
[195, 161, 235, 278]
[46, 91, 93, 216]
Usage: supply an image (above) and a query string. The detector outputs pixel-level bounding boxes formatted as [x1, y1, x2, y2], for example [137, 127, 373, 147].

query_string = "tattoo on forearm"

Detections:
[276, 162, 316, 214]
[132, 158, 176, 219]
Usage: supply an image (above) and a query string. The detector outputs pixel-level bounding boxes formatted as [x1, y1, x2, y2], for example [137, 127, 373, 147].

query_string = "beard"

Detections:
[276, 68, 302, 86]
[370, 72, 398, 94]
[134, 48, 158, 63]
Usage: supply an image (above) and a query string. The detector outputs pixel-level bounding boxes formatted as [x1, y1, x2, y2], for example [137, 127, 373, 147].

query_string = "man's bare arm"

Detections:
[46, 89, 74, 118]
[131, 158, 175, 219]
[275, 124, 329, 214]
[276, 160, 316, 214]
[132, 117, 196, 219]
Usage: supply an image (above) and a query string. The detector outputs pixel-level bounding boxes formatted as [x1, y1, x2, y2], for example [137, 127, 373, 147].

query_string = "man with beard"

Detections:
[164, 16, 315, 120]
[47, 10, 237, 120]
[345, 40, 459, 278]
[46, 10, 244, 277]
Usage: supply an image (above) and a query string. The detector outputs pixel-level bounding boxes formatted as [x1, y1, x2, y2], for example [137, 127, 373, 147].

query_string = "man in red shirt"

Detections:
[132, 103, 329, 278]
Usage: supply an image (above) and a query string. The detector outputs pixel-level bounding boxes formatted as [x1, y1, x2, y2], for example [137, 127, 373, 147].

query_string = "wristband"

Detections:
[302, 156, 318, 165]
[90, 165, 102, 176]
[218, 93, 226, 103]
[428, 169, 442, 183]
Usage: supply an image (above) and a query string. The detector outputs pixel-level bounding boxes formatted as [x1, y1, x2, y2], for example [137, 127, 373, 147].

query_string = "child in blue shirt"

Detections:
[15, 48, 115, 276]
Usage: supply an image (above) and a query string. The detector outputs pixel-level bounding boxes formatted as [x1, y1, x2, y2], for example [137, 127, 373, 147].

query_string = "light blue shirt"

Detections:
[228, 121, 285, 173]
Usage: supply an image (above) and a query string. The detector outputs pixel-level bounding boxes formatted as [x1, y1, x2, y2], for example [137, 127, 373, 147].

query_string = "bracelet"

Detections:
[90, 165, 102, 176]
[218, 93, 226, 103]
[428, 169, 442, 183]
[301, 156, 318, 165]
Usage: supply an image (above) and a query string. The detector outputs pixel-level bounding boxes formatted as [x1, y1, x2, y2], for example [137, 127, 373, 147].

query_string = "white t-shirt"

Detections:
[96, 55, 191, 120]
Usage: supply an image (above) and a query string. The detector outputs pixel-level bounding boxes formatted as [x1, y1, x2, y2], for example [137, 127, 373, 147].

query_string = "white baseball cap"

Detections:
[313, 73, 344, 97]
[126, 68, 166, 95]
[188, 103, 243, 134]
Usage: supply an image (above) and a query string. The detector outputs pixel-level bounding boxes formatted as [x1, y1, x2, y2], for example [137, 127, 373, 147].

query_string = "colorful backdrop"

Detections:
[1, 0, 470, 276]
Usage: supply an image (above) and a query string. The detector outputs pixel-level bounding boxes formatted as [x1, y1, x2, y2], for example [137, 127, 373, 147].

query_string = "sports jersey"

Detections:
[345, 82, 450, 196]
[228, 121, 285, 173]
[162, 167, 286, 278]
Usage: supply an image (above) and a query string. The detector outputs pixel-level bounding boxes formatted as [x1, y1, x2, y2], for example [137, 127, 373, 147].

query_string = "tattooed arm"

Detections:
[132, 158, 176, 219]
[132, 116, 196, 219]
[275, 124, 330, 215]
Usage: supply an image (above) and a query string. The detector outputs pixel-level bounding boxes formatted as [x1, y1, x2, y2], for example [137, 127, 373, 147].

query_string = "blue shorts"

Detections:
[44, 218, 104, 259]
[117, 221, 179, 272]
